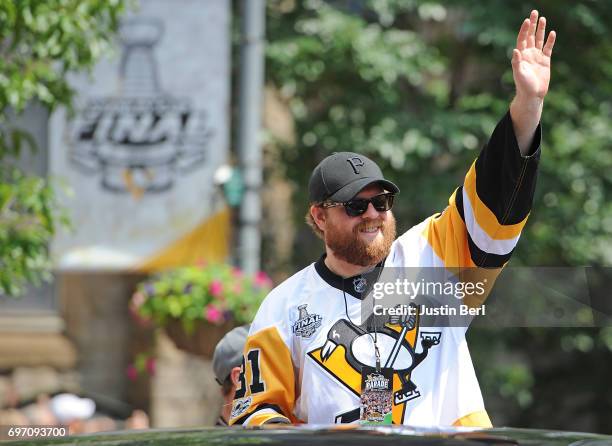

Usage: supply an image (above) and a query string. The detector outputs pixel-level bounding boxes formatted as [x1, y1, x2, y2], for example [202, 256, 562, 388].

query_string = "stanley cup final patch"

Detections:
[292, 304, 323, 338]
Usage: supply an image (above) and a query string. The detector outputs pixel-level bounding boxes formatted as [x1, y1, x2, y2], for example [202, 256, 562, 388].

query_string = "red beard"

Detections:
[324, 213, 396, 267]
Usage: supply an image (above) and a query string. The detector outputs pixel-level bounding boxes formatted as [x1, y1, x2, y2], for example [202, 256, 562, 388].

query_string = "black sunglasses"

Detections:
[320, 193, 395, 217]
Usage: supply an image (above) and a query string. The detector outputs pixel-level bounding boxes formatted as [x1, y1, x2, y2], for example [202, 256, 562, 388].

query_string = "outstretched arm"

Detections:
[419, 12, 556, 269]
[510, 10, 556, 155]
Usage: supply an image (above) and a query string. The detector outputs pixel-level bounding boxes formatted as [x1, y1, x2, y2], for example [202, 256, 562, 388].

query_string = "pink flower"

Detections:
[146, 357, 156, 376]
[231, 267, 243, 277]
[254, 271, 273, 288]
[126, 364, 138, 381]
[232, 282, 243, 294]
[128, 300, 152, 327]
[131, 292, 146, 309]
[205, 304, 223, 324]
[209, 280, 223, 297]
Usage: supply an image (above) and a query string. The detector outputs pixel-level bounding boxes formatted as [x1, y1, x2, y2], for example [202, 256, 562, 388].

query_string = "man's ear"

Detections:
[310, 205, 326, 232]
[230, 366, 242, 387]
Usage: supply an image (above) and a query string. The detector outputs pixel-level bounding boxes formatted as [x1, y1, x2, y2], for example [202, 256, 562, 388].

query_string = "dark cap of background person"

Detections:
[308, 152, 399, 204]
[212, 325, 250, 385]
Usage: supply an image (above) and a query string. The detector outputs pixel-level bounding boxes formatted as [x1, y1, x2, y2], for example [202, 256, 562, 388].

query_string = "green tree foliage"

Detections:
[265, 0, 612, 431]
[0, 0, 126, 295]
[266, 0, 611, 266]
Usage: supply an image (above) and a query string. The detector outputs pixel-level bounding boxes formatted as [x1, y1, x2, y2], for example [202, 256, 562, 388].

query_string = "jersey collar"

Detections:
[314, 254, 385, 300]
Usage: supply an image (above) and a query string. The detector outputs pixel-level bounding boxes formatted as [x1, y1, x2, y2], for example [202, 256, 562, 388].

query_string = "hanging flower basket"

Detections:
[130, 263, 272, 358]
[163, 318, 235, 357]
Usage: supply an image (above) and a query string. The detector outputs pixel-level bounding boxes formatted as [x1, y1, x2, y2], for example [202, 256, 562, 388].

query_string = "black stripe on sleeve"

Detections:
[455, 186, 513, 268]
[467, 233, 513, 268]
[262, 416, 292, 425]
[474, 111, 541, 225]
[232, 403, 287, 426]
[455, 186, 465, 221]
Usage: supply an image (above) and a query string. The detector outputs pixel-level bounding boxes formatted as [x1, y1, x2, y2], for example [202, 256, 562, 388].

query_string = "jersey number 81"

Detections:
[234, 349, 265, 398]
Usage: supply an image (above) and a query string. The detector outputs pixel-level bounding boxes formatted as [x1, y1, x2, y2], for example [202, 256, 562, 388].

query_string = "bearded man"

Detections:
[230, 10, 555, 427]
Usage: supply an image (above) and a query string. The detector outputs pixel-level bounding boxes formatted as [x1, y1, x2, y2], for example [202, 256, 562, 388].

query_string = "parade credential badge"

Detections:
[360, 366, 393, 424]
[292, 304, 323, 338]
[307, 306, 441, 424]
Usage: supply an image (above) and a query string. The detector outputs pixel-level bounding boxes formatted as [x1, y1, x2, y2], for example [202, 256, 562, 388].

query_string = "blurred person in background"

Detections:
[0, 390, 149, 433]
[212, 325, 249, 426]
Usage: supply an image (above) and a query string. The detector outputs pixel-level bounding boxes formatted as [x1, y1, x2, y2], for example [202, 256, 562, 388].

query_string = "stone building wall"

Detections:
[60, 272, 221, 426]
[151, 332, 222, 427]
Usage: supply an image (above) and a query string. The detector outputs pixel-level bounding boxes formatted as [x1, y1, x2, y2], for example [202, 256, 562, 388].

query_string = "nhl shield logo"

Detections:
[292, 304, 323, 338]
[353, 277, 367, 293]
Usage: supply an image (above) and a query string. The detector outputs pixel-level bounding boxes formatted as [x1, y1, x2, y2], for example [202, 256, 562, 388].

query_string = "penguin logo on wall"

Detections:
[308, 305, 441, 424]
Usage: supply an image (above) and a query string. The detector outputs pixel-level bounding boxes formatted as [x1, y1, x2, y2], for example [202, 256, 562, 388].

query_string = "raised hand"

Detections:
[509, 10, 556, 154]
[512, 10, 556, 100]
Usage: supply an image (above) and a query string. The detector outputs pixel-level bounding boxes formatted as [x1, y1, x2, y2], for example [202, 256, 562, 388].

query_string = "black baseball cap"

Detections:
[308, 152, 400, 203]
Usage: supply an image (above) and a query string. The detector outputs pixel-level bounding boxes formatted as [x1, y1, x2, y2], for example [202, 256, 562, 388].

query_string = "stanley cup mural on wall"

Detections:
[69, 17, 212, 195]
[50, 0, 231, 271]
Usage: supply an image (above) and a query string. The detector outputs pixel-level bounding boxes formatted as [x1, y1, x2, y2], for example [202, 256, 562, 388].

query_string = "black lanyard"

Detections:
[341, 265, 384, 372]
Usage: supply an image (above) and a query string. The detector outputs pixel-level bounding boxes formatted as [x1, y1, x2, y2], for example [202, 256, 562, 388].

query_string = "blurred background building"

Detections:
[0, 0, 234, 429]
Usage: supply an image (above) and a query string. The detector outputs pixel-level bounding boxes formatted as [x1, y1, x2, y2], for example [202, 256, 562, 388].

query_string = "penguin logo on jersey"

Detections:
[230, 396, 252, 420]
[292, 304, 323, 338]
[308, 305, 441, 423]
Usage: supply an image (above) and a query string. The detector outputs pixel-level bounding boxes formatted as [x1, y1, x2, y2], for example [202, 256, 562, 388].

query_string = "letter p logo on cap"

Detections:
[347, 157, 365, 174]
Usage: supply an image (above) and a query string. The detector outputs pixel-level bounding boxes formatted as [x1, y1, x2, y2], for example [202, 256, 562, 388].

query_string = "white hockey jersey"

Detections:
[230, 112, 541, 427]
